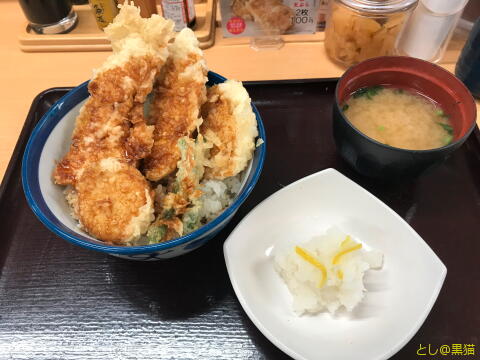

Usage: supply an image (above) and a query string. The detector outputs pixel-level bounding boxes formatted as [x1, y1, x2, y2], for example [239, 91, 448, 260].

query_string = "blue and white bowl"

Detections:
[22, 72, 266, 261]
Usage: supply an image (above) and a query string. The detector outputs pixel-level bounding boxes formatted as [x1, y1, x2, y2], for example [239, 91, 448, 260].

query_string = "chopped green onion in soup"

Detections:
[342, 87, 454, 150]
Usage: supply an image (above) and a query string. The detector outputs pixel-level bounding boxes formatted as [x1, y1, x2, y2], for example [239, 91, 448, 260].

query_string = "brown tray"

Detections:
[18, 0, 216, 52]
[1, 80, 479, 359]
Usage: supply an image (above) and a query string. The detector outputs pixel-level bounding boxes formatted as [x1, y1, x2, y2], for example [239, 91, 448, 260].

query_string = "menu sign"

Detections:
[220, 0, 320, 38]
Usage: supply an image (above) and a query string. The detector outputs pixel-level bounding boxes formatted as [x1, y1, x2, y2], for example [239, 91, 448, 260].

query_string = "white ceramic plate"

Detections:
[224, 168, 446, 360]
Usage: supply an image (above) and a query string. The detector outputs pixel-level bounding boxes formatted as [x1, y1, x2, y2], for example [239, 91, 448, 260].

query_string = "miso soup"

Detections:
[342, 87, 454, 150]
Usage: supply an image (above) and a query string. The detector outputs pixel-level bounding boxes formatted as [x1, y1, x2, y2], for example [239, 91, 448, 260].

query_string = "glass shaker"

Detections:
[325, 0, 418, 67]
[397, 0, 470, 63]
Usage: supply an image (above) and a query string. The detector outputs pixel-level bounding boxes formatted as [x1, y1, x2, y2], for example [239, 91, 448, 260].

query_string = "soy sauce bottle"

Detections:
[18, 0, 71, 25]
[456, 19, 480, 98]
[160, 0, 196, 31]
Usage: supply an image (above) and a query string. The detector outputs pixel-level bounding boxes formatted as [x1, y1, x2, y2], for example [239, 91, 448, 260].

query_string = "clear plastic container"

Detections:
[397, 0, 469, 63]
[325, 0, 418, 67]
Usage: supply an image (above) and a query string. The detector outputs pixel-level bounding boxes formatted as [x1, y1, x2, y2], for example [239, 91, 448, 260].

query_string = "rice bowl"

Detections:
[21, 72, 266, 260]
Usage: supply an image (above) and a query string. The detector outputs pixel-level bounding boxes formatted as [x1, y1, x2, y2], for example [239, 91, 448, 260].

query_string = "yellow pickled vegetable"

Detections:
[295, 246, 327, 288]
[332, 237, 362, 265]
[295, 235, 363, 288]
[325, 2, 407, 66]
[337, 270, 344, 280]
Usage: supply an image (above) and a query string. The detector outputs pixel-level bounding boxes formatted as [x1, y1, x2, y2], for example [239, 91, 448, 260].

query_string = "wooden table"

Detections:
[0, 0, 478, 181]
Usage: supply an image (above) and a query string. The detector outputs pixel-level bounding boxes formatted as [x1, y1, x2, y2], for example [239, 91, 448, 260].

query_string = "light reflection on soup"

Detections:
[342, 87, 454, 150]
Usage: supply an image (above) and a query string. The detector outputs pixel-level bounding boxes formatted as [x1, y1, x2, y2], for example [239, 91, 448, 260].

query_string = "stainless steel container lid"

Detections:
[339, 0, 418, 14]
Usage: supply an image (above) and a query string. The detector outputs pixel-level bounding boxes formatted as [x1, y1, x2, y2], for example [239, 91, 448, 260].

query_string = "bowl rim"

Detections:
[334, 56, 478, 154]
[21, 71, 266, 255]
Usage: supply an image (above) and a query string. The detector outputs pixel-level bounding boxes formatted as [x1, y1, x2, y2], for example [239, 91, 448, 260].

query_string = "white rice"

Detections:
[198, 174, 242, 222]
[274, 227, 383, 315]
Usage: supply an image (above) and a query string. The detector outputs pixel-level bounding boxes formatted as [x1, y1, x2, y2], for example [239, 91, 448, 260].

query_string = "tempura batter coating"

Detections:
[53, 98, 129, 185]
[53, 4, 174, 185]
[53, 3, 173, 244]
[201, 80, 258, 180]
[144, 28, 207, 181]
[146, 136, 209, 243]
[74, 159, 154, 245]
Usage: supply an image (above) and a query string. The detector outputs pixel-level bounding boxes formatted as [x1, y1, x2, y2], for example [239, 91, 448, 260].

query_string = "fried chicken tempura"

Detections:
[53, 3, 174, 244]
[144, 28, 208, 182]
[54, 3, 174, 185]
[201, 80, 258, 180]
[52, 4, 260, 246]
[70, 158, 154, 245]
